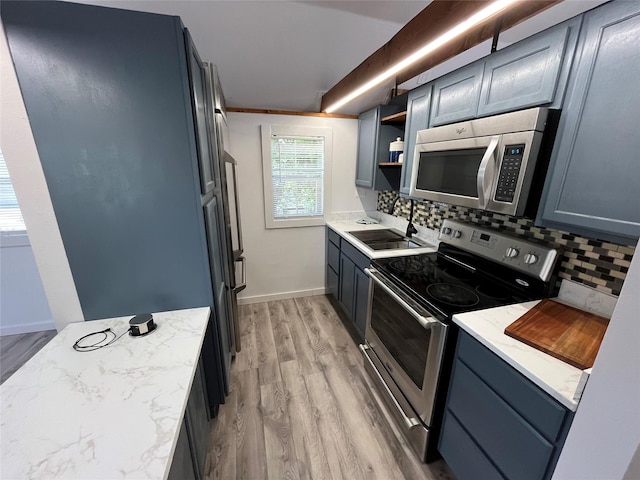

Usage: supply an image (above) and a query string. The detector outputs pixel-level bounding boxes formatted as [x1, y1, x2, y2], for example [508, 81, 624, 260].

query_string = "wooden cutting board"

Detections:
[504, 299, 610, 370]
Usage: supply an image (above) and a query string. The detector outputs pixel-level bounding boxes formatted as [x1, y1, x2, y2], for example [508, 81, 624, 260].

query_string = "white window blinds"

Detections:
[270, 135, 324, 219]
[0, 149, 26, 232]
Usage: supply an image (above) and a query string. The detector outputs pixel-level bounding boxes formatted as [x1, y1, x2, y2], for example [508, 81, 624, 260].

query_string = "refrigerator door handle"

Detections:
[229, 158, 244, 255]
[233, 256, 247, 293]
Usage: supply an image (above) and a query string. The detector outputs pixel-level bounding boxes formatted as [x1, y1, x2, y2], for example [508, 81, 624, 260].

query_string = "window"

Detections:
[261, 125, 332, 228]
[0, 149, 26, 232]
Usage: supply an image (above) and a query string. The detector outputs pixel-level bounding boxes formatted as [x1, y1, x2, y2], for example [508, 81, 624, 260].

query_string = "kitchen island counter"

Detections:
[454, 301, 587, 411]
[0, 307, 210, 479]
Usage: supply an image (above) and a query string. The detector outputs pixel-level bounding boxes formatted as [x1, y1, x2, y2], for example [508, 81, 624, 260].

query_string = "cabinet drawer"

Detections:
[327, 240, 340, 273]
[457, 332, 568, 442]
[447, 359, 554, 480]
[439, 410, 505, 480]
[340, 240, 370, 271]
[327, 228, 341, 248]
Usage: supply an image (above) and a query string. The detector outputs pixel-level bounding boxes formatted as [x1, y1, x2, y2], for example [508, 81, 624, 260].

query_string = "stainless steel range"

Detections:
[360, 219, 559, 462]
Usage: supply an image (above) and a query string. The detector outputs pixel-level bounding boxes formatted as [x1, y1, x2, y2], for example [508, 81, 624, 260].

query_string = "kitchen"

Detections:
[1, 0, 638, 479]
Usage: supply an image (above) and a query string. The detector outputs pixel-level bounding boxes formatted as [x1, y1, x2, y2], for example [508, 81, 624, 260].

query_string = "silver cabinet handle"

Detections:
[477, 135, 500, 209]
[233, 256, 246, 293]
[359, 344, 421, 430]
[365, 268, 438, 330]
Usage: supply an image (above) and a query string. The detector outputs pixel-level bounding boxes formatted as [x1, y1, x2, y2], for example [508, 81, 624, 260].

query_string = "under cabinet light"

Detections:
[324, 0, 518, 113]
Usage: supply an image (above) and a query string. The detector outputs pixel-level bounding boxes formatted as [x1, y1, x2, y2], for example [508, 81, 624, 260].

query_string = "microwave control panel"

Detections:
[494, 144, 525, 203]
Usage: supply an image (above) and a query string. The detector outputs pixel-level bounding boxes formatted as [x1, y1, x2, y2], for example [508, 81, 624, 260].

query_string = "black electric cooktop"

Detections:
[372, 244, 551, 320]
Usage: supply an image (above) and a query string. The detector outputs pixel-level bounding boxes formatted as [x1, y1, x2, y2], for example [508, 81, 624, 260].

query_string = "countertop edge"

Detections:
[326, 220, 438, 258]
[453, 302, 582, 412]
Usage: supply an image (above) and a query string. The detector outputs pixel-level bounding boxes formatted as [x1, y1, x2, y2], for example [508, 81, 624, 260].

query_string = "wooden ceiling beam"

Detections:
[320, 0, 563, 112]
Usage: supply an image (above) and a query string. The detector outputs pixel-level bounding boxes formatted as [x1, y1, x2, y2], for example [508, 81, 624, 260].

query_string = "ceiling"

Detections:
[73, 0, 608, 115]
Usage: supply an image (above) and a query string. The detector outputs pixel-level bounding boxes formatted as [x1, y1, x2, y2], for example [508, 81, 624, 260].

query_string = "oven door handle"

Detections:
[365, 268, 438, 329]
[359, 344, 421, 430]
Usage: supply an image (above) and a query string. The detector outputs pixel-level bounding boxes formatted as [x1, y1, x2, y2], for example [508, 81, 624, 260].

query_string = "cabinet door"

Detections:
[327, 265, 339, 300]
[168, 420, 197, 480]
[537, 1, 640, 243]
[203, 195, 231, 392]
[355, 108, 378, 188]
[430, 62, 484, 126]
[339, 253, 356, 318]
[353, 267, 370, 339]
[185, 359, 211, 480]
[326, 241, 340, 300]
[477, 20, 575, 116]
[185, 29, 217, 194]
[400, 84, 432, 195]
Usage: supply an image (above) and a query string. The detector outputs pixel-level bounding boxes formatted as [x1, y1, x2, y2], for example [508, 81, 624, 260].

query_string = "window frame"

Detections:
[261, 124, 332, 229]
[0, 149, 27, 235]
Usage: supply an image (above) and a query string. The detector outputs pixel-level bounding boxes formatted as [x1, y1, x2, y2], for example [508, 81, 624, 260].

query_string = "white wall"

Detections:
[0, 234, 54, 335]
[227, 112, 376, 303]
[0, 22, 84, 332]
[553, 250, 640, 479]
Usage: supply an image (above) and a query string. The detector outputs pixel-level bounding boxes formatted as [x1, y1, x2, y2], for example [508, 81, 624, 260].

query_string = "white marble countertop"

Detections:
[453, 301, 586, 411]
[0, 307, 210, 479]
[326, 215, 438, 259]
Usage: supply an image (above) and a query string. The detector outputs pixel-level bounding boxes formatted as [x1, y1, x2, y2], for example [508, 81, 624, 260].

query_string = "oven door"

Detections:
[363, 268, 447, 427]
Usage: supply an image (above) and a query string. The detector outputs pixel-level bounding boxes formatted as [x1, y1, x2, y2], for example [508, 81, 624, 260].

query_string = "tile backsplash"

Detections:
[377, 191, 635, 297]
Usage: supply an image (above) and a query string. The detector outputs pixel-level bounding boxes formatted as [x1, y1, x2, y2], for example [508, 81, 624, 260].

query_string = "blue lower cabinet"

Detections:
[439, 331, 573, 480]
[169, 357, 210, 480]
[168, 420, 196, 480]
[439, 412, 505, 480]
[326, 227, 371, 340]
[353, 267, 370, 338]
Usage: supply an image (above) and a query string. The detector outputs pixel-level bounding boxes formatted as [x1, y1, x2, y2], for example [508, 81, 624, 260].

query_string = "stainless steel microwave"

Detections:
[409, 107, 555, 217]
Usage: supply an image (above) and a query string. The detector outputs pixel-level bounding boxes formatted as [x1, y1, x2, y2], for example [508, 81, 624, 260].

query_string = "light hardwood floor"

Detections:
[0, 330, 57, 384]
[204, 296, 455, 480]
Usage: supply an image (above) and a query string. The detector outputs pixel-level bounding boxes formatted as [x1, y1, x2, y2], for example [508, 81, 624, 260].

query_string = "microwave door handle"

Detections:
[477, 136, 500, 209]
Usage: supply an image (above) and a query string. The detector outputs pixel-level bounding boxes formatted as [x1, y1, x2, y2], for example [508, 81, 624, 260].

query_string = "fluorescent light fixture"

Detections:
[324, 0, 519, 113]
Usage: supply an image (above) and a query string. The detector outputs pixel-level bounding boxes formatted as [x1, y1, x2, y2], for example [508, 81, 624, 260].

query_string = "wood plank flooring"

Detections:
[0, 330, 57, 384]
[205, 296, 455, 480]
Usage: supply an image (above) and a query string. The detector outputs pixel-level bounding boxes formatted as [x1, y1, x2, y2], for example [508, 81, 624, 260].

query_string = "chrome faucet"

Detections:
[388, 196, 418, 238]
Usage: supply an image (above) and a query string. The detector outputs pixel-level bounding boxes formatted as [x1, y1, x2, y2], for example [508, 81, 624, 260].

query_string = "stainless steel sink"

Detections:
[347, 229, 425, 250]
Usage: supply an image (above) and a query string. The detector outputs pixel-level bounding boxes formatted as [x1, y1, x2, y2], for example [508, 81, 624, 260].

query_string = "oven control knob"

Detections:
[442, 227, 452, 235]
[453, 230, 462, 238]
[505, 247, 519, 258]
[524, 253, 539, 265]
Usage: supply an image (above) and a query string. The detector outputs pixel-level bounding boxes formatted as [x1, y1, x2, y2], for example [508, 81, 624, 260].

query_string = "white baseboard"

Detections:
[238, 287, 328, 305]
[0, 319, 56, 336]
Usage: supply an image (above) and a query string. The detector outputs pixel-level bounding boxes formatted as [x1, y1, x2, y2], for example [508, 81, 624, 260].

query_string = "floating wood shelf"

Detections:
[378, 162, 403, 167]
[381, 111, 407, 124]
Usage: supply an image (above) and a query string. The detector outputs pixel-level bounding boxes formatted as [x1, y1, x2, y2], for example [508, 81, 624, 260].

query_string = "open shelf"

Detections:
[378, 162, 403, 167]
[380, 111, 407, 124]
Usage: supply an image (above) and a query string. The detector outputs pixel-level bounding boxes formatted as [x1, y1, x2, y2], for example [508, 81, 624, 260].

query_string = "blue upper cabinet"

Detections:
[400, 83, 432, 195]
[478, 17, 582, 117]
[537, 0, 640, 244]
[356, 105, 404, 191]
[355, 107, 379, 189]
[185, 29, 217, 195]
[430, 62, 484, 126]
